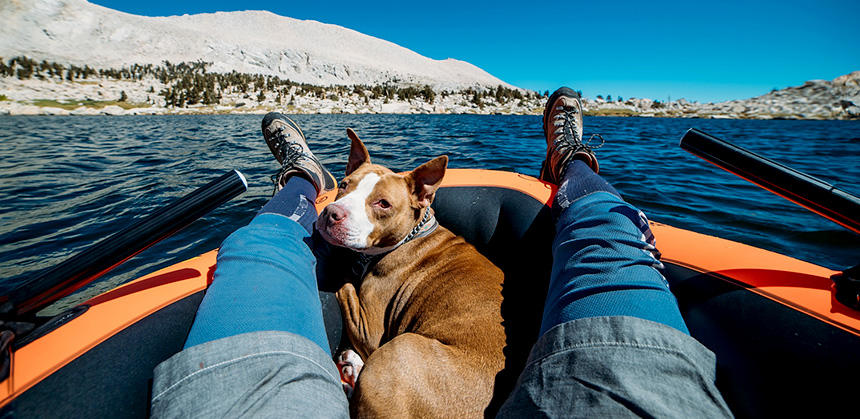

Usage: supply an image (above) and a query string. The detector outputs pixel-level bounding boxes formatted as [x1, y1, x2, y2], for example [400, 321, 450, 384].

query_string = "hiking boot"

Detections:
[262, 112, 336, 195]
[539, 87, 601, 184]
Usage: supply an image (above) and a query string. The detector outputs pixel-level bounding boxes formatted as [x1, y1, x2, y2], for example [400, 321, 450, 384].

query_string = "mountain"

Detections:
[0, 0, 512, 91]
[2, 0, 857, 119]
[707, 71, 860, 119]
[582, 71, 860, 120]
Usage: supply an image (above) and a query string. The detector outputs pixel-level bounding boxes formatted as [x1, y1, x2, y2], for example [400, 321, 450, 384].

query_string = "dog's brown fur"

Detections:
[324, 130, 506, 418]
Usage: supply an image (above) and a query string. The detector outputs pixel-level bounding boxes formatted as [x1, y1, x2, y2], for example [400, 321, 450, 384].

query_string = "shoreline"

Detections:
[1, 104, 852, 120]
[2, 63, 858, 120]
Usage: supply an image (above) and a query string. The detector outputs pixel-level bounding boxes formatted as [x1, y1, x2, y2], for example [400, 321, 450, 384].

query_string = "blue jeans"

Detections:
[183, 176, 330, 352]
[541, 160, 689, 335]
[156, 168, 727, 418]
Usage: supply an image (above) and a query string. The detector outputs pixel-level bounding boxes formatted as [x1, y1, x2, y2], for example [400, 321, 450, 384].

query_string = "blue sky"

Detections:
[90, 0, 859, 103]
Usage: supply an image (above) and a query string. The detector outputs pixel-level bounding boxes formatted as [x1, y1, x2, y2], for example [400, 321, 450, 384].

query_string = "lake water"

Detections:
[1, 114, 858, 313]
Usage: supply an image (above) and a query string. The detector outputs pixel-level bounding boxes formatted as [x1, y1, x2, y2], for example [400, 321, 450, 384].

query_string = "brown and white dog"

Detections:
[316, 129, 506, 418]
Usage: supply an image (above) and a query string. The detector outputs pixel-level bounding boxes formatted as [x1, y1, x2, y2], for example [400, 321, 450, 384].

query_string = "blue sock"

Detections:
[541, 161, 689, 335]
[258, 175, 318, 234]
[552, 160, 620, 217]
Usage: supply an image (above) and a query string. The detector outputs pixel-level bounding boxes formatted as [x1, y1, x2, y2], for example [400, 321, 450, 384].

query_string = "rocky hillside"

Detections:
[582, 72, 860, 120]
[0, 58, 543, 115]
[1, 57, 856, 118]
[0, 0, 512, 91]
[697, 72, 860, 119]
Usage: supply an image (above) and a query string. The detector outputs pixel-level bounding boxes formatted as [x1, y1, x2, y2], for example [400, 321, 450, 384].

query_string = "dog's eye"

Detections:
[375, 199, 391, 209]
[338, 181, 348, 190]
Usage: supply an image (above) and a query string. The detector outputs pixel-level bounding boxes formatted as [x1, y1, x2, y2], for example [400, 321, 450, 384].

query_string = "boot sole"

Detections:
[261, 112, 306, 164]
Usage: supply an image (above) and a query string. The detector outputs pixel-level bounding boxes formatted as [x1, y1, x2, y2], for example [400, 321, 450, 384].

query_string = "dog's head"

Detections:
[316, 128, 447, 254]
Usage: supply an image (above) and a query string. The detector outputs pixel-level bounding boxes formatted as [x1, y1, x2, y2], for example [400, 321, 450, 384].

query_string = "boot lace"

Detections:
[552, 105, 605, 154]
[269, 127, 305, 193]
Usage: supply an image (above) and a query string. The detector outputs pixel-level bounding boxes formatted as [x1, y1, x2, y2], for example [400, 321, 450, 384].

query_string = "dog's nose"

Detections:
[325, 205, 347, 223]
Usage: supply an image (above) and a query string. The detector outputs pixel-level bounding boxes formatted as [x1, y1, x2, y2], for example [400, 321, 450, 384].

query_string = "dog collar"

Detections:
[350, 207, 438, 278]
[397, 207, 438, 246]
[359, 207, 437, 256]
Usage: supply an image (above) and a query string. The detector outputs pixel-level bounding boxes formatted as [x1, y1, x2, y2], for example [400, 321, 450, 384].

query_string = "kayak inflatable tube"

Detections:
[0, 169, 856, 418]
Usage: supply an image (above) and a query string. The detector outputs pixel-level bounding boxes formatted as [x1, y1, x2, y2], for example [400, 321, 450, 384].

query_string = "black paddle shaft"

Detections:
[680, 128, 860, 234]
[5, 170, 248, 317]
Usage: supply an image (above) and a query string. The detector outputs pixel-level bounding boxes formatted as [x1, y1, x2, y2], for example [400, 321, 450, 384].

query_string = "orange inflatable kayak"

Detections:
[0, 168, 856, 418]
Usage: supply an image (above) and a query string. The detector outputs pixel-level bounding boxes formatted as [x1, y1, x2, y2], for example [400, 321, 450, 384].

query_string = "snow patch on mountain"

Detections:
[0, 0, 514, 90]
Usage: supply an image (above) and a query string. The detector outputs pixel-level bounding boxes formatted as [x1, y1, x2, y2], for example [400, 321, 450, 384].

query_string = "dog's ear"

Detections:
[346, 128, 371, 176]
[407, 155, 447, 208]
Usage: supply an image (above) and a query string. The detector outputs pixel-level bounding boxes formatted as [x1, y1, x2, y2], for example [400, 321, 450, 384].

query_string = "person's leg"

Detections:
[536, 86, 687, 334]
[182, 174, 328, 350]
[183, 111, 336, 351]
[540, 159, 689, 335]
[151, 113, 347, 418]
[498, 88, 730, 418]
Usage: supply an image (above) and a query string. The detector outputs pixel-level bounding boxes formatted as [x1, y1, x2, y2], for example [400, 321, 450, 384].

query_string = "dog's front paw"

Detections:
[337, 349, 364, 398]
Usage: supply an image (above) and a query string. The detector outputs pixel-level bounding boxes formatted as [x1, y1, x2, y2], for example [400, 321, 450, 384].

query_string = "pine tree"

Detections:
[421, 85, 435, 104]
[0, 59, 10, 77]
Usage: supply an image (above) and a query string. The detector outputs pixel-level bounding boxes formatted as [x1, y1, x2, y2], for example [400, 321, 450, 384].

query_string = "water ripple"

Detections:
[0, 114, 858, 314]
